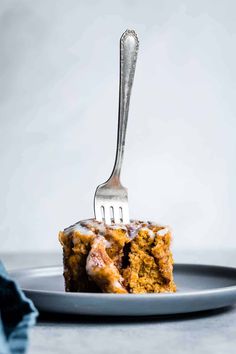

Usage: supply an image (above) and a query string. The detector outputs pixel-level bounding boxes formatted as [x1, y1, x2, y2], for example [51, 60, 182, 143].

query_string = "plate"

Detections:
[10, 264, 236, 316]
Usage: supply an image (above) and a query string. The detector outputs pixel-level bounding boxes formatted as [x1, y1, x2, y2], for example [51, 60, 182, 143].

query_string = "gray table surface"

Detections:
[1, 250, 236, 354]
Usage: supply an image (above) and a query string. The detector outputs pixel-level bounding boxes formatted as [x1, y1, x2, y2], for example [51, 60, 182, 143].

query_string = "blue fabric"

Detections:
[0, 261, 38, 354]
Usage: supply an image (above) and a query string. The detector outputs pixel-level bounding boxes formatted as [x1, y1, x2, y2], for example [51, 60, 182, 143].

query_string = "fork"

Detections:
[94, 29, 139, 225]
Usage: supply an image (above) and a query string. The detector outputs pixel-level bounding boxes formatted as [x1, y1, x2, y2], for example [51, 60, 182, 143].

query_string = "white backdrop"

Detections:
[0, 0, 236, 252]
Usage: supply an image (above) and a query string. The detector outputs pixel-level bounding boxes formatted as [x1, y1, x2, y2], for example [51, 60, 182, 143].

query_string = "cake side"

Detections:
[123, 225, 176, 293]
[58, 226, 99, 292]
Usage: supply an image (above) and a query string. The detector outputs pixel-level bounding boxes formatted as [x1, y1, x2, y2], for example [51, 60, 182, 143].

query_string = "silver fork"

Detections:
[94, 29, 139, 225]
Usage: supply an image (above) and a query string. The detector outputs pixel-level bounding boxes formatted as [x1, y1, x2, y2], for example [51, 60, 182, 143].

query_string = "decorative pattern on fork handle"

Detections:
[94, 29, 139, 224]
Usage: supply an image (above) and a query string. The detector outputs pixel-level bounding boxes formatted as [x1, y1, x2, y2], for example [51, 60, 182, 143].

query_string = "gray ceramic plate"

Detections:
[10, 264, 236, 316]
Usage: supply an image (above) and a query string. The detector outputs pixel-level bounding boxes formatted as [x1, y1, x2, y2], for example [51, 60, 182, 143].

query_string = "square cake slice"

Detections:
[59, 219, 176, 294]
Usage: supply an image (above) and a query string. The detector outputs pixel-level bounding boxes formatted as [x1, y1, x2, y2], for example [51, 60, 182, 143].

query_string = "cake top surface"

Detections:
[64, 218, 170, 239]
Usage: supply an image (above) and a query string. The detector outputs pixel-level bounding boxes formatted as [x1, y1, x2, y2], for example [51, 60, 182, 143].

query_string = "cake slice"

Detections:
[59, 219, 176, 294]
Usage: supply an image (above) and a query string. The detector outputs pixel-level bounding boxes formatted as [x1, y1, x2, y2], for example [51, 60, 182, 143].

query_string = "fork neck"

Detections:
[109, 139, 124, 185]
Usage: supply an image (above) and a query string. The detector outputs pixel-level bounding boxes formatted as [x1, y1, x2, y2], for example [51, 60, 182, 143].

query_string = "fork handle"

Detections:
[109, 29, 139, 185]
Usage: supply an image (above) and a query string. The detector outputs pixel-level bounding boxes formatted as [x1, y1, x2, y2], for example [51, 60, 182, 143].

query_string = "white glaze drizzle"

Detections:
[156, 227, 170, 237]
[64, 222, 94, 236]
[141, 227, 155, 239]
